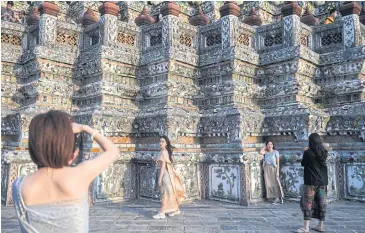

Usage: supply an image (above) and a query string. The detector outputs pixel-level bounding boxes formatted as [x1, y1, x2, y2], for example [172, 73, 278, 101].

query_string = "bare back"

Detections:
[12, 117, 119, 233]
[21, 167, 89, 206]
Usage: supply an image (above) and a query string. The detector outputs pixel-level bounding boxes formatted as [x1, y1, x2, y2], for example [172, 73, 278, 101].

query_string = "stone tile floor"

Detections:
[2, 199, 365, 233]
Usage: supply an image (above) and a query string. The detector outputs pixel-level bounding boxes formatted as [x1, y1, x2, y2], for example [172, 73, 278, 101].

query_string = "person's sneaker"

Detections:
[153, 212, 166, 219]
[272, 198, 280, 205]
[280, 198, 284, 204]
[168, 210, 181, 217]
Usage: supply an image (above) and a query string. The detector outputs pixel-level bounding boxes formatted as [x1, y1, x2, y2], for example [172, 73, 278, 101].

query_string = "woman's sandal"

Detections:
[312, 226, 324, 232]
[168, 210, 181, 217]
[295, 228, 310, 233]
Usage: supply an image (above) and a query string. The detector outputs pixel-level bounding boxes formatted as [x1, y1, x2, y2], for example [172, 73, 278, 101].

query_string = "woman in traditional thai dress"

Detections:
[11, 110, 119, 233]
[296, 133, 328, 233]
[153, 135, 184, 219]
[260, 140, 284, 205]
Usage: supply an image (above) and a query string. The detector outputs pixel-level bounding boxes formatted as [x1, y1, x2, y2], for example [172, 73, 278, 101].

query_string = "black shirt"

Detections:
[301, 149, 328, 186]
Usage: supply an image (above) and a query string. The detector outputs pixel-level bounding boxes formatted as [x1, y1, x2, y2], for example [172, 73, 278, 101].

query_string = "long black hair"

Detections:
[308, 133, 328, 166]
[160, 135, 173, 163]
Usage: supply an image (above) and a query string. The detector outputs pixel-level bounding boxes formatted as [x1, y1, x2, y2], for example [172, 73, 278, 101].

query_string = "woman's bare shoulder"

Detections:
[160, 150, 170, 162]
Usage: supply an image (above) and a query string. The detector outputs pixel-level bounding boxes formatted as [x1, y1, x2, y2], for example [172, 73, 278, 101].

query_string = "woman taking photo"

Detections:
[12, 110, 119, 232]
[260, 140, 284, 205]
[296, 133, 328, 233]
[153, 135, 184, 219]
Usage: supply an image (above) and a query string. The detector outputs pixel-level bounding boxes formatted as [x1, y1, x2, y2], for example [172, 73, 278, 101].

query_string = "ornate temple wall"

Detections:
[1, 1, 365, 206]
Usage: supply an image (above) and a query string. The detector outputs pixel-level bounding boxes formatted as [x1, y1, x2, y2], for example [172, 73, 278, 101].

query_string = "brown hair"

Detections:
[28, 110, 75, 169]
[160, 135, 173, 163]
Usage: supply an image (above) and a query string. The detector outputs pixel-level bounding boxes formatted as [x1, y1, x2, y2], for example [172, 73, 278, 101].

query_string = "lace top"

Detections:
[12, 176, 89, 233]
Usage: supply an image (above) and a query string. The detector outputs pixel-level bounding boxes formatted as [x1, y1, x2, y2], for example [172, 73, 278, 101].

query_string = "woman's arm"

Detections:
[158, 161, 166, 187]
[276, 151, 280, 177]
[73, 124, 119, 186]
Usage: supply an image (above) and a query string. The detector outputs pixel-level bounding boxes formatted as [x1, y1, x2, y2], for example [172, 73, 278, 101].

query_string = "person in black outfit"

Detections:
[296, 133, 328, 233]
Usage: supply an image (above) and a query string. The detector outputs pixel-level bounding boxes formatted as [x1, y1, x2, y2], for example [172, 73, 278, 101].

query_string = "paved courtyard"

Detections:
[2, 199, 365, 233]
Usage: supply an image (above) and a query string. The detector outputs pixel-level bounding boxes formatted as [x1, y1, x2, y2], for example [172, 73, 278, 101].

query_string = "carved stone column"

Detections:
[4, 0, 78, 143]
[99, 1, 119, 46]
[281, 1, 302, 47]
[38, 1, 60, 46]
[220, 2, 240, 50]
[1, 1, 81, 206]
[132, 1, 201, 202]
[339, 1, 362, 48]
[188, 1, 265, 206]
[0, 22, 25, 118]
[72, 1, 140, 204]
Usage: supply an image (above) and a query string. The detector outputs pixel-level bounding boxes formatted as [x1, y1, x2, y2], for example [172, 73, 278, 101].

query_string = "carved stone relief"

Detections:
[95, 162, 133, 202]
[139, 163, 160, 199]
[174, 163, 200, 199]
[280, 163, 304, 199]
[344, 163, 365, 201]
[249, 163, 263, 199]
[209, 164, 240, 203]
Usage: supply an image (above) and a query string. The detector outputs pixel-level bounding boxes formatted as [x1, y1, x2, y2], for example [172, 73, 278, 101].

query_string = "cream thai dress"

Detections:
[156, 150, 180, 213]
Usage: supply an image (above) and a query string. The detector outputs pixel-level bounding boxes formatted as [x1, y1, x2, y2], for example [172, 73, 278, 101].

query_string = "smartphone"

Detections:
[73, 133, 82, 152]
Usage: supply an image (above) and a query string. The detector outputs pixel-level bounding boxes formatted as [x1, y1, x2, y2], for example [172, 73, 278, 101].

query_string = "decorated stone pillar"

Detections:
[38, 1, 60, 46]
[99, 1, 119, 46]
[132, 1, 202, 202]
[17, 1, 78, 115]
[0, 22, 25, 117]
[3, 1, 77, 145]
[161, 1, 180, 52]
[72, 1, 140, 204]
[281, 1, 302, 47]
[1, 0, 82, 206]
[192, 1, 265, 206]
[220, 1, 240, 50]
[339, 1, 362, 48]
[140, 0, 201, 142]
